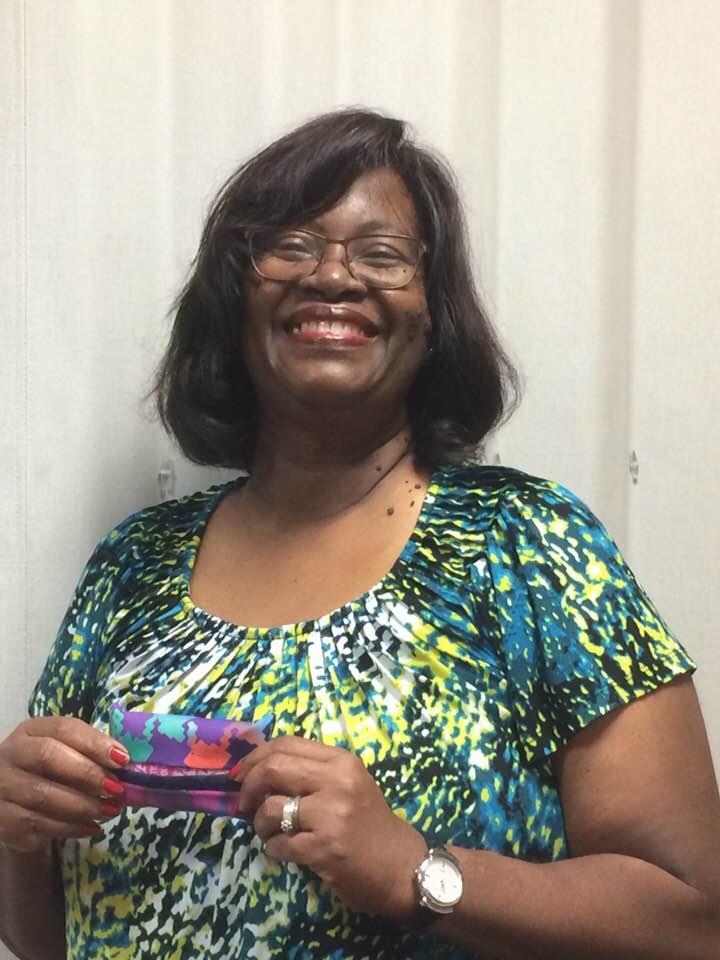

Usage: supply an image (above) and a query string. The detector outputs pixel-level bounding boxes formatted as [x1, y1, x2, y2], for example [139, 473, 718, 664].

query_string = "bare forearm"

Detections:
[0, 842, 65, 960]
[432, 849, 720, 960]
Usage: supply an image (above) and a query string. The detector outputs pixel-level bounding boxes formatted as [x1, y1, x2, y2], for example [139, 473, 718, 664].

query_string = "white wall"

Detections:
[490, 0, 638, 537]
[2, 0, 718, 862]
[627, 1, 720, 761]
[488, 0, 720, 762]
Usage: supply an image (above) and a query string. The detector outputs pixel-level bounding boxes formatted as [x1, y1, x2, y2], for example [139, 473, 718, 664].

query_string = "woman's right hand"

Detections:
[0, 716, 129, 853]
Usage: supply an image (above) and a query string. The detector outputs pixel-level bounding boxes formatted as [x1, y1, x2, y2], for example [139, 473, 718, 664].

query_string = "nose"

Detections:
[297, 242, 367, 299]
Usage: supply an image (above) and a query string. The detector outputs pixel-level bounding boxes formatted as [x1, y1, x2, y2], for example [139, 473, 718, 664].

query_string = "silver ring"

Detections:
[280, 795, 301, 836]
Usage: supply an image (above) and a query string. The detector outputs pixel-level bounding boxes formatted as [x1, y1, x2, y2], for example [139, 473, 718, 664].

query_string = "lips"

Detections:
[282, 304, 380, 341]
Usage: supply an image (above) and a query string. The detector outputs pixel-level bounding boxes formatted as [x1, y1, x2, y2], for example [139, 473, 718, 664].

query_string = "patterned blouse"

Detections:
[29, 465, 695, 960]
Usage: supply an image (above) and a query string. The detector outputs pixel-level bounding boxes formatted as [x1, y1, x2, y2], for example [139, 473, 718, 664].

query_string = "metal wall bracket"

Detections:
[158, 460, 176, 501]
[629, 450, 639, 485]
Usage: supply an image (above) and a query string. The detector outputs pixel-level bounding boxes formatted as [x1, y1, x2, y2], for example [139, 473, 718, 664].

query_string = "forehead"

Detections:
[305, 168, 419, 237]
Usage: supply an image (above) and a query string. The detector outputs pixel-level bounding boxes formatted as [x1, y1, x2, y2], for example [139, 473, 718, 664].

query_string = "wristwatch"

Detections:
[413, 845, 463, 923]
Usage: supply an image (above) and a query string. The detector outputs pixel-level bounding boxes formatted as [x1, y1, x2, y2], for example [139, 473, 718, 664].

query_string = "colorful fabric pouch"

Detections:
[109, 702, 274, 817]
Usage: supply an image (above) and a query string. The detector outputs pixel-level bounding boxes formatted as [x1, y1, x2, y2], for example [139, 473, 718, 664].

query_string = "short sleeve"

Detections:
[28, 536, 124, 722]
[485, 480, 696, 764]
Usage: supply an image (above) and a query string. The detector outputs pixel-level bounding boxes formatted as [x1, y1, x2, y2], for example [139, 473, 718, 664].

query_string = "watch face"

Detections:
[423, 856, 462, 906]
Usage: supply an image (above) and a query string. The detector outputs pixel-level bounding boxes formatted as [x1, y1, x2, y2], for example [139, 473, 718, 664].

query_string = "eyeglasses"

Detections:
[246, 226, 425, 290]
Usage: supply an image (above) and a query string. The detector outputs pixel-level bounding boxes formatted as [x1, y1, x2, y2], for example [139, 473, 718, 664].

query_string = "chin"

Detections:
[286, 374, 378, 406]
[270, 352, 381, 394]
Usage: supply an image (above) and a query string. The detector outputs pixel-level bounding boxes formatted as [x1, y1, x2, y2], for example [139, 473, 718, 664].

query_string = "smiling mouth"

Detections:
[282, 318, 377, 344]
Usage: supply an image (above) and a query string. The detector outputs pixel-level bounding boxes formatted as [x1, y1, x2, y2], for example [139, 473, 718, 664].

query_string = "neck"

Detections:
[243, 407, 421, 524]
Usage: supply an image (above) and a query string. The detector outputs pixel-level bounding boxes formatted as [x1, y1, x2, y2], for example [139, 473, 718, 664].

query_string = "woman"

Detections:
[1, 109, 719, 960]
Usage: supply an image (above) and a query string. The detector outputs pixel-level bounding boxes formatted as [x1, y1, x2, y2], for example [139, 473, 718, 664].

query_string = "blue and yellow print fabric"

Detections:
[29, 465, 695, 960]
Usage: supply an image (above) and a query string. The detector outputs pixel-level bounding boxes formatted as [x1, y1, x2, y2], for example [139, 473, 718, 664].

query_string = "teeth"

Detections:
[291, 319, 368, 336]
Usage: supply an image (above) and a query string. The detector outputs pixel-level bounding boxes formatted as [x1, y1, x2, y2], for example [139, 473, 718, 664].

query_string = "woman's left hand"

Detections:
[232, 736, 427, 921]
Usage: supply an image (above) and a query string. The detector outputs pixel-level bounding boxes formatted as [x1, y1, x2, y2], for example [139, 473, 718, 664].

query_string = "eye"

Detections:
[254, 230, 316, 261]
[350, 237, 416, 265]
[363, 247, 400, 260]
[272, 233, 315, 259]
[355, 247, 407, 266]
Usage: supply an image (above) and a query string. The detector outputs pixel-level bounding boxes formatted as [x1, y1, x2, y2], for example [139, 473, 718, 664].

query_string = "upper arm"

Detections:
[552, 675, 720, 900]
[486, 479, 697, 767]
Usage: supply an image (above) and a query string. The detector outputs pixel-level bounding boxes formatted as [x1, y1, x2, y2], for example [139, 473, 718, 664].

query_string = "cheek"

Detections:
[241, 277, 283, 345]
[388, 284, 431, 346]
[405, 303, 432, 355]
[243, 274, 270, 323]
[403, 309, 432, 347]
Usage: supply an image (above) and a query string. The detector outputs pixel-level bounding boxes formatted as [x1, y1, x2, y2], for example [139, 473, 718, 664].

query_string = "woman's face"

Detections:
[240, 168, 431, 422]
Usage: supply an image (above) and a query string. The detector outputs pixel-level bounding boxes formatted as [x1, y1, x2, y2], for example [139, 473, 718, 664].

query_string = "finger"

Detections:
[253, 794, 290, 841]
[6, 768, 124, 826]
[20, 716, 129, 771]
[12, 734, 125, 801]
[264, 830, 318, 867]
[254, 792, 320, 842]
[253, 792, 332, 842]
[0, 799, 104, 850]
[233, 735, 340, 780]
[237, 755, 329, 817]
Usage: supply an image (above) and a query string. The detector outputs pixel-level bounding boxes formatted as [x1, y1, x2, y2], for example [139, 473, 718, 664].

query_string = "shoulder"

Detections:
[98, 478, 241, 569]
[434, 462, 599, 532]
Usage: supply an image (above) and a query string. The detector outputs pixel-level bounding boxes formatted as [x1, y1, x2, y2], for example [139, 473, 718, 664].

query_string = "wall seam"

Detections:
[603, 0, 642, 552]
[22, 0, 30, 708]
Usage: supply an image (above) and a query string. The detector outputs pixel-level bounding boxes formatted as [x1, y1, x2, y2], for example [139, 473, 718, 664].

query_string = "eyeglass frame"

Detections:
[243, 225, 427, 290]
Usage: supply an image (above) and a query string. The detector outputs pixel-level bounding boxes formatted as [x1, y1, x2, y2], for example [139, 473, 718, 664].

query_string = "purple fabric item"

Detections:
[109, 702, 274, 817]
[120, 783, 247, 817]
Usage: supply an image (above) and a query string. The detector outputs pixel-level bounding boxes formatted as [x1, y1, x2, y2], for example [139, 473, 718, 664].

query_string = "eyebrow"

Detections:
[354, 219, 408, 234]
[304, 218, 410, 235]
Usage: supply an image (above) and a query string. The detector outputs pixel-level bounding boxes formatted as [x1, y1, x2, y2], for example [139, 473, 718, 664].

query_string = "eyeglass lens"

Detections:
[249, 229, 420, 289]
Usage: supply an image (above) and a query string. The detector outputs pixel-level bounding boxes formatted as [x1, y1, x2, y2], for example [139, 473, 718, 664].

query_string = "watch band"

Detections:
[415, 900, 442, 927]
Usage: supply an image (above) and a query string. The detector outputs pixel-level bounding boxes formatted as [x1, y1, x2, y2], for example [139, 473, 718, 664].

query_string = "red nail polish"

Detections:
[228, 762, 243, 779]
[100, 802, 122, 818]
[80, 824, 102, 836]
[109, 746, 130, 766]
[102, 777, 125, 797]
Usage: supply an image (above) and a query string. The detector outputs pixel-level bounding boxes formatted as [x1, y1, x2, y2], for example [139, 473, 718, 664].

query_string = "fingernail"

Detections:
[109, 746, 130, 766]
[100, 802, 122, 819]
[102, 777, 125, 797]
[80, 824, 102, 836]
[228, 762, 243, 780]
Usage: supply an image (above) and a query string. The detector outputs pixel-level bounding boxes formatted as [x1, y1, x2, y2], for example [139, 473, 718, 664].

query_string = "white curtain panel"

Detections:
[2, 0, 718, 823]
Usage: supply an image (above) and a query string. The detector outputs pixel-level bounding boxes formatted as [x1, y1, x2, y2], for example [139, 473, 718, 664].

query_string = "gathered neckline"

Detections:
[178, 465, 444, 638]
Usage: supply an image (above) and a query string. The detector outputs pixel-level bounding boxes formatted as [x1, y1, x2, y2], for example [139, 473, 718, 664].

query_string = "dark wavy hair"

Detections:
[153, 107, 520, 468]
